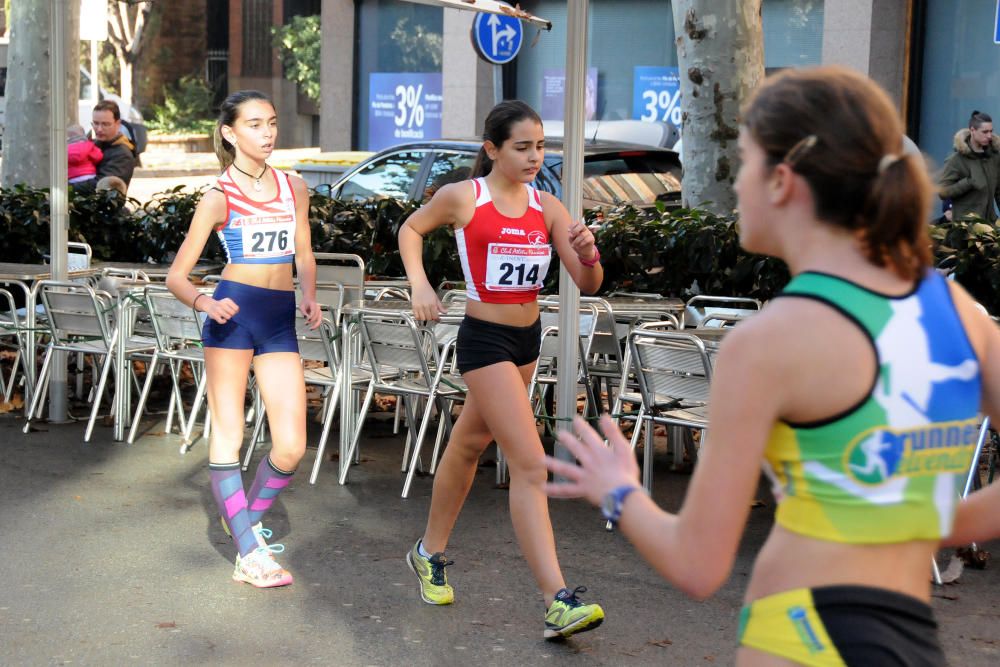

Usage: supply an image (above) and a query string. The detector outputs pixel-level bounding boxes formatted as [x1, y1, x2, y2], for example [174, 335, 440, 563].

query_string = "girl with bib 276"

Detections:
[399, 100, 606, 640]
[167, 90, 321, 588]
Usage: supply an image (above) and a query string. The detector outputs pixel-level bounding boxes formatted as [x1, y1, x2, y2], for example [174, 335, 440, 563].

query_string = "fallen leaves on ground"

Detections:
[957, 546, 990, 570]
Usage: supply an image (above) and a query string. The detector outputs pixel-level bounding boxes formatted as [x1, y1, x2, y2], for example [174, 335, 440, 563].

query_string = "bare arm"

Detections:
[399, 181, 470, 321]
[546, 318, 786, 598]
[943, 282, 1000, 545]
[290, 175, 321, 328]
[165, 189, 238, 324]
[540, 191, 603, 294]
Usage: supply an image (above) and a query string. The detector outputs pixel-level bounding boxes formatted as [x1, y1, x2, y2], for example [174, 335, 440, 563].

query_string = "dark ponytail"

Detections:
[742, 66, 932, 281]
[214, 90, 273, 170]
[970, 110, 993, 130]
[471, 100, 543, 178]
[861, 153, 933, 279]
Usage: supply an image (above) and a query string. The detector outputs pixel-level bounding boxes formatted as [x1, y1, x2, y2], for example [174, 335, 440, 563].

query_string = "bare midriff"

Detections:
[466, 299, 540, 327]
[746, 523, 938, 604]
[220, 263, 295, 291]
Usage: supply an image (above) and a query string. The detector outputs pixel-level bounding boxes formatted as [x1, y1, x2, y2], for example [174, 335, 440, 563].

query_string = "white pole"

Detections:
[554, 0, 587, 460]
[48, 0, 70, 422]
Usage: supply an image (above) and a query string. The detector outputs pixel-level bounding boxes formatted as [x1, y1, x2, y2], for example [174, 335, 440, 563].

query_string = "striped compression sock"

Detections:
[246, 456, 295, 526]
[209, 462, 258, 557]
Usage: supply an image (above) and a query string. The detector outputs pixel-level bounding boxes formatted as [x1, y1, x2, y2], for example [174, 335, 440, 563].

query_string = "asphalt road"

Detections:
[2, 409, 999, 666]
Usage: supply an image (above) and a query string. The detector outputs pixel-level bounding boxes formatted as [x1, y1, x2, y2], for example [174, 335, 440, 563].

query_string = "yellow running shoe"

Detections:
[544, 586, 605, 640]
[406, 540, 455, 605]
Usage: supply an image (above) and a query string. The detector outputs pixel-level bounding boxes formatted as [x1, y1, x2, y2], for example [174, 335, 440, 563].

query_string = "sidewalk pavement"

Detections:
[129, 147, 325, 206]
[2, 408, 999, 666]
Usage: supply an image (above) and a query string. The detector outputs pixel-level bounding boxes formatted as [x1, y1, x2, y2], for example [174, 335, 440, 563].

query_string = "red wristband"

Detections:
[579, 246, 601, 267]
[193, 294, 206, 311]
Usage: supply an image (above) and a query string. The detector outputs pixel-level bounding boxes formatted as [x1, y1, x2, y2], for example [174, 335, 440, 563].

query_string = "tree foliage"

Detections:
[146, 74, 215, 134]
[273, 15, 321, 103]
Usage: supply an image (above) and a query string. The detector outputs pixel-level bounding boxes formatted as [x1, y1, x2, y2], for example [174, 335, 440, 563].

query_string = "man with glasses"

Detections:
[90, 99, 137, 193]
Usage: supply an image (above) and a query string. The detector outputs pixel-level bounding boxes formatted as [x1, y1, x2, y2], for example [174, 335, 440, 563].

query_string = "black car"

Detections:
[325, 139, 682, 210]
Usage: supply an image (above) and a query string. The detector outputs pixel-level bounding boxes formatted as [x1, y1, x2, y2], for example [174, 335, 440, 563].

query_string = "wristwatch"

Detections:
[601, 484, 642, 527]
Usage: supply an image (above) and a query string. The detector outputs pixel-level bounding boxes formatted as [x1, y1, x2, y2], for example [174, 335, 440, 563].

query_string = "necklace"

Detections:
[232, 162, 268, 192]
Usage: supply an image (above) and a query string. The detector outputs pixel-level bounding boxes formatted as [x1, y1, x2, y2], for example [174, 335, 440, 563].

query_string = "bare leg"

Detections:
[421, 390, 494, 552]
[251, 352, 308, 472]
[204, 348, 254, 464]
[425, 360, 566, 606]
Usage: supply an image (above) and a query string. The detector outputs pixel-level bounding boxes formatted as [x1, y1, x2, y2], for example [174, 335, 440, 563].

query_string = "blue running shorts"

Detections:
[201, 280, 299, 355]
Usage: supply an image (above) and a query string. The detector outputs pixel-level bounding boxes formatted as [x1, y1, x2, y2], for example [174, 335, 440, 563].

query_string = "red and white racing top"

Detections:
[455, 178, 551, 304]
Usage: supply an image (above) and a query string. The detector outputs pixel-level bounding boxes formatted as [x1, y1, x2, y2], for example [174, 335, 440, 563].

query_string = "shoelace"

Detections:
[257, 543, 285, 556]
[254, 526, 273, 541]
[429, 556, 454, 586]
[556, 585, 588, 608]
[244, 545, 287, 575]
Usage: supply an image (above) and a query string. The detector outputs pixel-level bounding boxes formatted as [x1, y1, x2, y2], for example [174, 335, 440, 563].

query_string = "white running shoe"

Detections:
[232, 547, 294, 588]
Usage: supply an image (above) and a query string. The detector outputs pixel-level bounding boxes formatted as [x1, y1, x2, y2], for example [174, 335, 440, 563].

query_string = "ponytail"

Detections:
[860, 153, 932, 281]
[743, 66, 935, 281]
[471, 146, 493, 178]
[214, 124, 235, 170]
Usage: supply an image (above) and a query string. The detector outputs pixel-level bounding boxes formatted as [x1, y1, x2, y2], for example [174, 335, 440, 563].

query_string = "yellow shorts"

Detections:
[737, 586, 944, 667]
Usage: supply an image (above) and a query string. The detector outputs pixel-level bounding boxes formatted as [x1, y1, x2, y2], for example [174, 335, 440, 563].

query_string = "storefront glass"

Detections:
[918, 0, 1000, 162]
[513, 0, 823, 122]
[355, 0, 443, 149]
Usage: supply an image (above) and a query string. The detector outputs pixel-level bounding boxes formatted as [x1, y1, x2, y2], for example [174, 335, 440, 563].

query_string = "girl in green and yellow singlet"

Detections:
[545, 67, 1000, 666]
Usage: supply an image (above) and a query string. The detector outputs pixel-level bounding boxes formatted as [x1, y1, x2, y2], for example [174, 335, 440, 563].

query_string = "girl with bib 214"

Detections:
[398, 100, 606, 640]
[546, 67, 1000, 666]
[166, 90, 321, 588]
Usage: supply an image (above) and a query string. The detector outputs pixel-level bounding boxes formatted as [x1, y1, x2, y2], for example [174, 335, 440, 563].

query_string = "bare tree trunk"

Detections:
[3, 2, 50, 186]
[118, 52, 132, 104]
[107, 0, 153, 107]
[672, 1, 764, 213]
[66, 6, 81, 125]
[2, 2, 82, 186]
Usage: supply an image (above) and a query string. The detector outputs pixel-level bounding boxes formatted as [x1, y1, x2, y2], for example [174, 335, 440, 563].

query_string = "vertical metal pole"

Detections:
[554, 0, 588, 461]
[48, 0, 70, 423]
[493, 63, 503, 106]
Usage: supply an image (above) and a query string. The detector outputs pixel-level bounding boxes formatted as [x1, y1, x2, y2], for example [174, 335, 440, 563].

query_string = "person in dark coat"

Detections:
[938, 110, 1000, 223]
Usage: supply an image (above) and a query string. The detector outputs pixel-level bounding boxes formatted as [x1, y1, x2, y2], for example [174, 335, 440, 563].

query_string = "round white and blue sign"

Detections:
[472, 11, 523, 65]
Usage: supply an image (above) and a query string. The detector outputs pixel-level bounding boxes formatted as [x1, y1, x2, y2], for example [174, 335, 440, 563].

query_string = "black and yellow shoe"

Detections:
[406, 540, 455, 605]
[544, 586, 605, 640]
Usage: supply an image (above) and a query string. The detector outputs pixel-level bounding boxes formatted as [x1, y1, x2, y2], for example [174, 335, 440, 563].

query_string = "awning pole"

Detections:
[48, 0, 70, 423]
[554, 0, 588, 461]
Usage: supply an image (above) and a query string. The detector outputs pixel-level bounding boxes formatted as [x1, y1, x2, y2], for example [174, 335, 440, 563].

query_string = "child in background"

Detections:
[67, 124, 102, 189]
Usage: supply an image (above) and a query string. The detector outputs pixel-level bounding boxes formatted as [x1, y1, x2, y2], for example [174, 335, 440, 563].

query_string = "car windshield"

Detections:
[548, 152, 682, 207]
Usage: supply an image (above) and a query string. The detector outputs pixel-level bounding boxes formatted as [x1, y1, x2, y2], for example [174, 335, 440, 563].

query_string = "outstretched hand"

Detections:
[544, 415, 641, 507]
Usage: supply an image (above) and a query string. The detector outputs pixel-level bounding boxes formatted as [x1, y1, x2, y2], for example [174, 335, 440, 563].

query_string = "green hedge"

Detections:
[3, 186, 995, 311]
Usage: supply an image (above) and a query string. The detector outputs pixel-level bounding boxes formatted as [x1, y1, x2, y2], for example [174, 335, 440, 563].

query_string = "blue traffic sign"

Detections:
[473, 10, 523, 65]
[995, 0, 1000, 43]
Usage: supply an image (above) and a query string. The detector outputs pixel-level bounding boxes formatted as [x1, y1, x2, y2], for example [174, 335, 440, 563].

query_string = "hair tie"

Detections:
[782, 135, 818, 168]
[877, 153, 901, 174]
